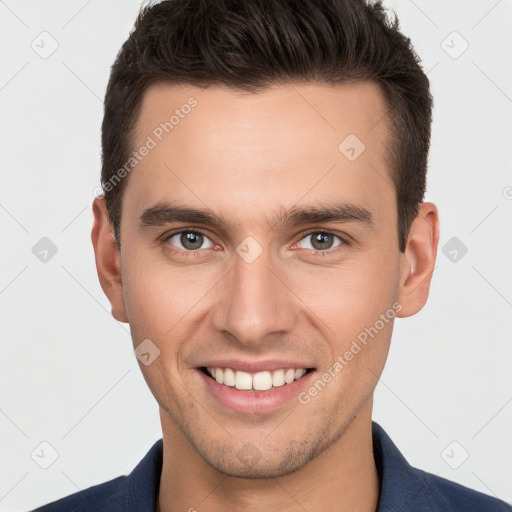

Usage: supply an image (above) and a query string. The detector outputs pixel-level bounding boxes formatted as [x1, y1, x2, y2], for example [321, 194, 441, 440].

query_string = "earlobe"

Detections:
[91, 197, 128, 323]
[396, 202, 439, 318]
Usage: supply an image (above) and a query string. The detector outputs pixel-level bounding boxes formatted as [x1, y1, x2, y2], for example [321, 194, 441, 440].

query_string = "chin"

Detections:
[190, 436, 324, 480]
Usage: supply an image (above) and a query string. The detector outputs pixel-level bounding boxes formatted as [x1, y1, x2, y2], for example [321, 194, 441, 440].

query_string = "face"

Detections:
[92, 81, 438, 478]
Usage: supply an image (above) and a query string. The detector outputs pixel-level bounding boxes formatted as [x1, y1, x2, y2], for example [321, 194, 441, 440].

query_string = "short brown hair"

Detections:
[101, 0, 432, 252]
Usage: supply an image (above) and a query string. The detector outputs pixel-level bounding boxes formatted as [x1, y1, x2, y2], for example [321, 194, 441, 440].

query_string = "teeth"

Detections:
[235, 371, 253, 390]
[253, 371, 272, 391]
[272, 369, 285, 387]
[284, 368, 295, 384]
[205, 367, 309, 391]
[295, 368, 306, 380]
[224, 367, 235, 387]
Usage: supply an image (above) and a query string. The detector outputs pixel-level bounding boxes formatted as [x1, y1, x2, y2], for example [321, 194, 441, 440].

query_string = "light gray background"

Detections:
[0, 0, 511, 510]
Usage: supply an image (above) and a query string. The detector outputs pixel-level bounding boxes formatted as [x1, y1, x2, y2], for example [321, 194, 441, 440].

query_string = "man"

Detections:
[31, 0, 510, 510]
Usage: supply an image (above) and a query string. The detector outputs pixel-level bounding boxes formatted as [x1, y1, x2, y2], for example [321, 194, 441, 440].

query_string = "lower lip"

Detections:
[198, 369, 316, 414]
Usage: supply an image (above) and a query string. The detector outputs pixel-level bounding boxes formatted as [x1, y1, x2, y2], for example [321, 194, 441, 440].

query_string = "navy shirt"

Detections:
[31, 421, 511, 511]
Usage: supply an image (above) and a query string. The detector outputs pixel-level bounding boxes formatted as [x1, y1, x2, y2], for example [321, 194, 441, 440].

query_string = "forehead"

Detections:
[124, 81, 393, 226]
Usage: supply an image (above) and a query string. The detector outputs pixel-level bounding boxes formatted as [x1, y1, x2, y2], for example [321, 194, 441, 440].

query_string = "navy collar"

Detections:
[371, 421, 444, 511]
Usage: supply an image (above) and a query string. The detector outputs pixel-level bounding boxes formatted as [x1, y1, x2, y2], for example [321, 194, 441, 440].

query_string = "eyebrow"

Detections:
[138, 201, 373, 232]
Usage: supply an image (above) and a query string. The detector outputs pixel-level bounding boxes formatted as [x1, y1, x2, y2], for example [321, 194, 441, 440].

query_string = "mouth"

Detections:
[196, 358, 318, 413]
[200, 366, 314, 391]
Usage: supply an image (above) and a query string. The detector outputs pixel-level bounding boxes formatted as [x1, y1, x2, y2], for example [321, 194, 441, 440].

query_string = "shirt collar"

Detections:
[372, 421, 450, 511]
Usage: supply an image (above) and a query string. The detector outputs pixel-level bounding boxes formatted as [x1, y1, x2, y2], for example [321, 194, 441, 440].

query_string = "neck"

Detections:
[157, 401, 379, 512]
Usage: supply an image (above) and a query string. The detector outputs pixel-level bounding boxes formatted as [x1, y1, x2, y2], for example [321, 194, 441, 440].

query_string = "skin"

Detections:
[91, 81, 439, 512]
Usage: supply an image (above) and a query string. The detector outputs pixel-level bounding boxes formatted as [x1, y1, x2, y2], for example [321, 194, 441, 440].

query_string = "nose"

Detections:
[211, 248, 299, 346]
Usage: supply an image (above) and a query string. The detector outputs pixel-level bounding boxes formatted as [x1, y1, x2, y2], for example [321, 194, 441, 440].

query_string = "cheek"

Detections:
[290, 252, 401, 396]
[298, 265, 398, 412]
[121, 252, 208, 341]
[121, 257, 198, 400]
[295, 258, 400, 337]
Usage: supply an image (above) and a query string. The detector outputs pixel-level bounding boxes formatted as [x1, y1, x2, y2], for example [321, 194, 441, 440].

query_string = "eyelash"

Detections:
[162, 228, 348, 257]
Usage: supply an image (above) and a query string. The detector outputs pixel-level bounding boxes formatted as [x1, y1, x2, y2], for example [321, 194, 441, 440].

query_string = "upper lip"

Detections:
[197, 359, 315, 373]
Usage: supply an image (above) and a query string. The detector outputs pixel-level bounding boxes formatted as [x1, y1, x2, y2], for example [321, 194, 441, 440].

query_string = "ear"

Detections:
[396, 202, 439, 317]
[91, 197, 128, 323]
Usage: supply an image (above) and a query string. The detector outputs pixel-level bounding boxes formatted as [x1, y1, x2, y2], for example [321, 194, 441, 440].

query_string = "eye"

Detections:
[166, 230, 215, 251]
[296, 231, 344, 252]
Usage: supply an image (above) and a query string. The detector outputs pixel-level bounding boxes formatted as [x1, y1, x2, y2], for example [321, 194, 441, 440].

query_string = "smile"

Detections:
[203, 367, 311, 391]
